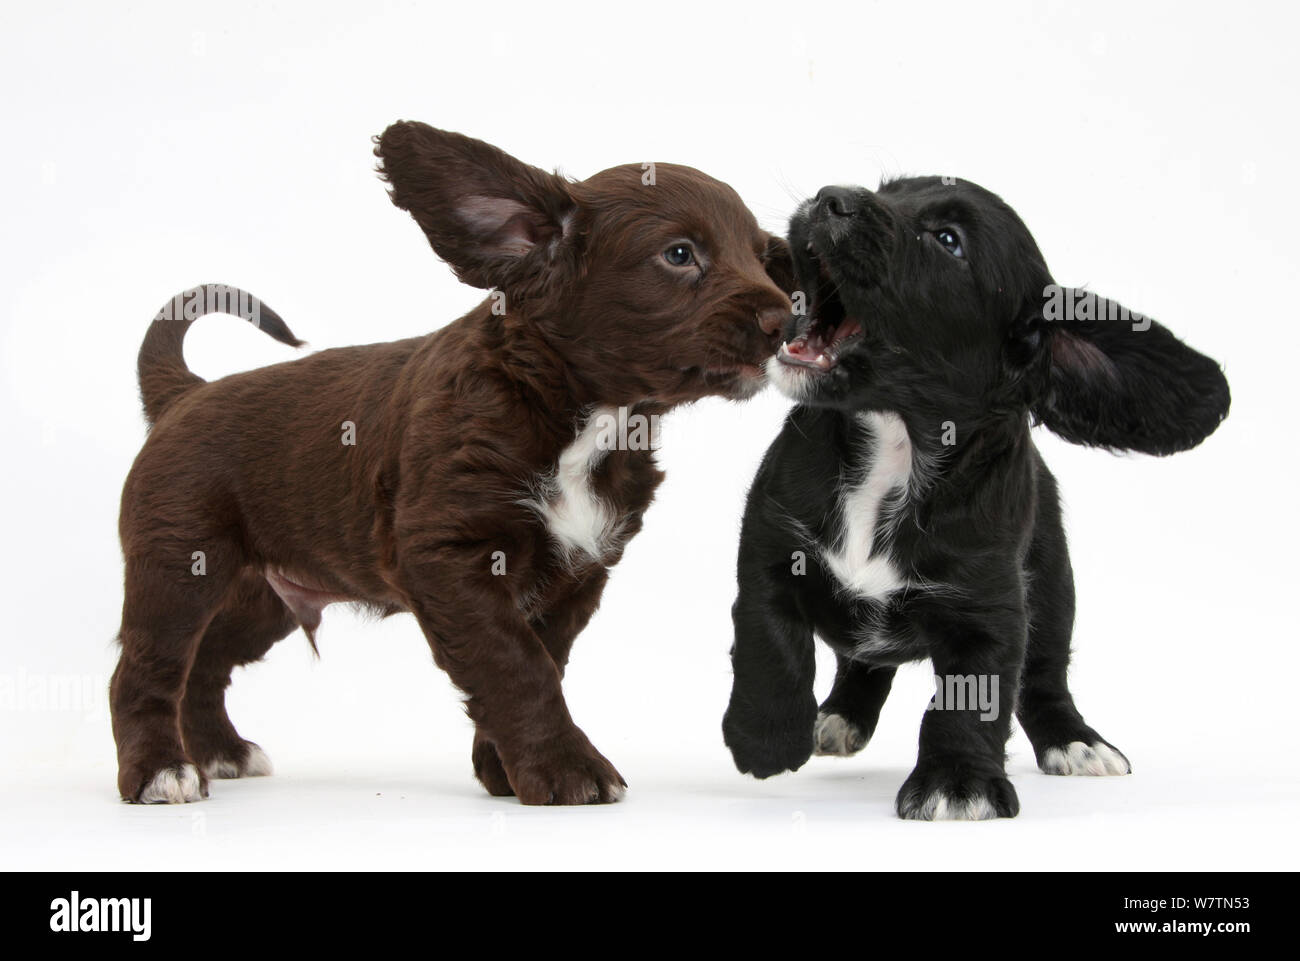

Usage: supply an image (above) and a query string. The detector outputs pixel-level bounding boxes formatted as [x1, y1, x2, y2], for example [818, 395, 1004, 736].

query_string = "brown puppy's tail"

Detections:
[138, 284, 303, 425]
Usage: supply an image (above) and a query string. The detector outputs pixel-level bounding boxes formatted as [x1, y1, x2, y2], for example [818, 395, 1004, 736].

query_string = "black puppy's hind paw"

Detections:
[896, 765, 1019, 820]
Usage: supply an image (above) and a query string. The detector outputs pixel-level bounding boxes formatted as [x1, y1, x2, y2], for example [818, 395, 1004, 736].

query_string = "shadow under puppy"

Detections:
[723, 177, 1229, 819]
[113, 122, 793, 805]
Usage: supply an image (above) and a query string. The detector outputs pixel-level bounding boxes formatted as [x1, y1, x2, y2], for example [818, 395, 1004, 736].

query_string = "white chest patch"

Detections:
[822, 411, 912, 602]
[527, 406, 624, 564]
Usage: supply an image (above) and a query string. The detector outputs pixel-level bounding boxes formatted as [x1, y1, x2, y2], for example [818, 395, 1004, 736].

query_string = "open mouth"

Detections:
[777, 254, 862, 372]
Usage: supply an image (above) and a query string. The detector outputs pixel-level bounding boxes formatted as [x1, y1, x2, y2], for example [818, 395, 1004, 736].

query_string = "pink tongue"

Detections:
[780, 333, 832, 369]
[785, 334, 820, 357]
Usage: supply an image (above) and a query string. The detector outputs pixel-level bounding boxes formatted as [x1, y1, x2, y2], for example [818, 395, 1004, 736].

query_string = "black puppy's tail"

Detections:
[138, 284, 303, 426]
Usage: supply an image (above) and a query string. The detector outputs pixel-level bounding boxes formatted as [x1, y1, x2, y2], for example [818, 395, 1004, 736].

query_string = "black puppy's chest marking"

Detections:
[783, 410, 937, 663]
[755, 408, 958, 666]
[819, 410, 913, 602]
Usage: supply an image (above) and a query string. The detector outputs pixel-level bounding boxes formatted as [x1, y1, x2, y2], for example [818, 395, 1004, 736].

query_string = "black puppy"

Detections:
[722, 177, 1229, 819]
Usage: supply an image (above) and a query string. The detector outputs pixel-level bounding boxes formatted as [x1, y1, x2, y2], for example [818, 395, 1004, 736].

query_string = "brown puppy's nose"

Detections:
[816, 185, 857, 217]
[756, 306, 789, 337]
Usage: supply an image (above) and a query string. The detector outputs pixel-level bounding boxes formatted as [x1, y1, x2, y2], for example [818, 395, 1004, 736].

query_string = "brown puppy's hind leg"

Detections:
[181, 572, 298, 780]
[111, 542, 240, 803]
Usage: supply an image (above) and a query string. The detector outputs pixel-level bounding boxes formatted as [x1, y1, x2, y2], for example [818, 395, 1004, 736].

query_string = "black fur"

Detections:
[723, 177, 1230, 819]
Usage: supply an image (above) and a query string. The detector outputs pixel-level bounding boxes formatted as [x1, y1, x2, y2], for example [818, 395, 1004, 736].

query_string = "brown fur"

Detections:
[110, 122, 793, 805]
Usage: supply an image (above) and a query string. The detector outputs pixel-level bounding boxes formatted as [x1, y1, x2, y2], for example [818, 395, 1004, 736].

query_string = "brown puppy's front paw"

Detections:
[472, 733, 515, 797]
[503, 731, 626, 805]
[195, 740, 273, 780]
[121, 761, 208, 804]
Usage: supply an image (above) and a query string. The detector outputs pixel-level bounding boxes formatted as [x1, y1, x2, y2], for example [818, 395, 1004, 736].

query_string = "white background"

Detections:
[1, 0, 1296, 870]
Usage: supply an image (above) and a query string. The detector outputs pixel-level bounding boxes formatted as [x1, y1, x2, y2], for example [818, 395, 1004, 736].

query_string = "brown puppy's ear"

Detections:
[762, 233, 797, 295]
[1032, 287, 1230, 456]
[375, 121, 578, 295]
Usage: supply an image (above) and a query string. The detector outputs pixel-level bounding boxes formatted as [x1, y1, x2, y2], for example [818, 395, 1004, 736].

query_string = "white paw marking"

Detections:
[605, 781, 627, 803]
[1040, 741, 1131, 776]
[138, 763, 203, 804]
[908, 790, 999, 821]
[202, 743, 273, 779]
[813, 712, 867, 756]
[203, 758, 241, 779]
[242, 744, 273, 777]
[928, 792, 998, 820]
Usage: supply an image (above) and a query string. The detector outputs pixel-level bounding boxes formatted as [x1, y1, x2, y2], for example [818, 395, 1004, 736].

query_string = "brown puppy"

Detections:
[112, 122, 793, 805]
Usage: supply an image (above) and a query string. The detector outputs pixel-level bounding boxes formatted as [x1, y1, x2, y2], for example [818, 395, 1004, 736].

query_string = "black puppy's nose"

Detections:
[816, 186, 857, 217]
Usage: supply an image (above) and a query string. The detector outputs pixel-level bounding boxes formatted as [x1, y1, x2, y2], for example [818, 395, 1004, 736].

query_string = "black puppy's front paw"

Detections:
[722, 694, 815, 779]
[895, 760, 1019, 820]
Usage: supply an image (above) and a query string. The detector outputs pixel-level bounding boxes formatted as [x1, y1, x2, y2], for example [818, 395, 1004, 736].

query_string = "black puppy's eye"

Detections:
[663, 244, 697, 267]
[934, 228, 964, 259]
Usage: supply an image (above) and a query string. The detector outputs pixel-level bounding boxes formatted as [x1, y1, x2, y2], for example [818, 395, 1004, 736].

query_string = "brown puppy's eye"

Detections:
[663, 244, 696, 267]
[934, 228, 965, 259]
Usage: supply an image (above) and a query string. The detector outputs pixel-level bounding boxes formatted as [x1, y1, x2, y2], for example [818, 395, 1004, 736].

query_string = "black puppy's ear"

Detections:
[762, 233, 797, 295]
[1032, 287, 1230, 455]
[375, 121, 578, 294]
